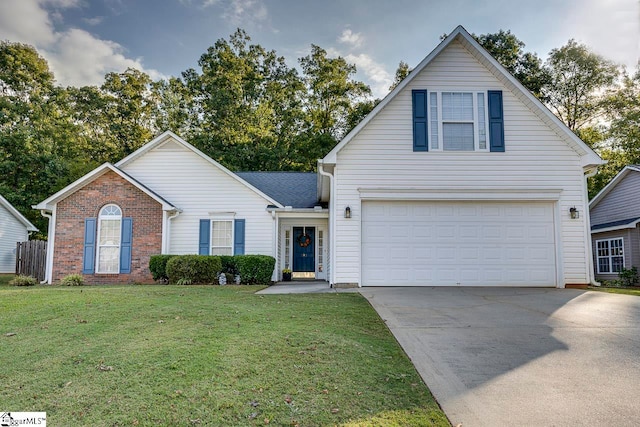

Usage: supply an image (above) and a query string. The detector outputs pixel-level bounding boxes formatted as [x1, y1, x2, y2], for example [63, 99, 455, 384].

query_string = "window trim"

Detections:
[596, 237, 625, 274]
[428, 90, 490, 152]
[210, 219, 234, 256]
[96, 204, 122, 274]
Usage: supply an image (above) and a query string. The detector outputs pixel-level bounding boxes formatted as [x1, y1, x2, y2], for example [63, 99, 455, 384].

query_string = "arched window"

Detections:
[96, 204, 122, 273]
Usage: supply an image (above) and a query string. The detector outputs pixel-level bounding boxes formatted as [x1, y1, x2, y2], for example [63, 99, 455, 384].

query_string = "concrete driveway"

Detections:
[359, 287, 640, 426]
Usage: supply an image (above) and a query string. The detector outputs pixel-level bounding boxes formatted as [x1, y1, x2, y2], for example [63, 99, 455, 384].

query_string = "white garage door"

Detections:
[361, 201, 557, 287]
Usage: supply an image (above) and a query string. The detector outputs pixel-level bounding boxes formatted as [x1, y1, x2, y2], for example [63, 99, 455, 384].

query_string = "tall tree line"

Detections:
[1, 29, 638, 236]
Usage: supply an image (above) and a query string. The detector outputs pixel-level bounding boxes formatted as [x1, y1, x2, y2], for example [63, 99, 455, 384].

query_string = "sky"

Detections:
[0, 0, 638, 98]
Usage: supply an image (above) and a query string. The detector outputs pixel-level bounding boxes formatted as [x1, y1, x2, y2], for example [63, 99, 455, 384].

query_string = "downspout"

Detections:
[318, 160, 335, 286]
[163, 210, 181, 254]
[39, 210, 53, 284]
[583, 167, 600, 287]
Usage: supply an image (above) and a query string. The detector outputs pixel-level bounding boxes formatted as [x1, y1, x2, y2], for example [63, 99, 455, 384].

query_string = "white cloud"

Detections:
[183, 0, 268, 26]
[344, 53, 393, 99]
[222, 0, 268, 26]
[0, 0, 163, 87]
[338, 29, 364, 49]
[83, 16, 104, 26]
[561, 0, 639, 70]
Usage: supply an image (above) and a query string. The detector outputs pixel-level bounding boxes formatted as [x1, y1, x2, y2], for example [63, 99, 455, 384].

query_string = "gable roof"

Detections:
[236, 172, 319, 208]
[0, 194, 38, 231]
[322, 25, 603, 170]
[589, 165, 640, 209]
[116, 131, 284, 208]
[33, 163, 178, 212]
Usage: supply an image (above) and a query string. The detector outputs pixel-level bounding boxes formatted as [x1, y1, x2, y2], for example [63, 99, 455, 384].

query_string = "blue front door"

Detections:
[293, 227, 315, 273]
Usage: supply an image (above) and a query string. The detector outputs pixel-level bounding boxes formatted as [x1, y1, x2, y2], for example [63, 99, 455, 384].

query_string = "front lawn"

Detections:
[0, 285, 448, 426]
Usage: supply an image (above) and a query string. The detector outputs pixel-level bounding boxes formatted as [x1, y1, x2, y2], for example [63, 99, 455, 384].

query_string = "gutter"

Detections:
[317, 160, 335, 286]
[39, 210, 53, 284]
[584, 167, 600, 287]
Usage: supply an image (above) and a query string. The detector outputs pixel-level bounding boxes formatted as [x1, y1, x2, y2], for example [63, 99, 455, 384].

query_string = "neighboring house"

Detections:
[589, 165, 640, 281]
[35, 25, 603, 287]
[0, 195, 38, 273]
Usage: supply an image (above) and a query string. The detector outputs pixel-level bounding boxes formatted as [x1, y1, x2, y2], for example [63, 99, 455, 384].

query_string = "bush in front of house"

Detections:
[166, 255, 222, 285]
[60, 274, 85, 286]
[618, 266, 638, 287]
[149, 254, 178, 282]
[219, 255, 239, 276]
[10, 275, 38, 286]
[234, 255, 275, 285]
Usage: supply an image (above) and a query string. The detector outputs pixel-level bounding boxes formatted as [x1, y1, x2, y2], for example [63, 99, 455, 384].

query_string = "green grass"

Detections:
[588, 286, 640, 296]
[0, 285, 448, 426]
[0, 273, 15, 286]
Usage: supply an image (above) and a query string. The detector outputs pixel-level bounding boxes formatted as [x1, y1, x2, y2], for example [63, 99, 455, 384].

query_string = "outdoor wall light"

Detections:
[569, 207, 579, 219]
[344, 206, 351, 219]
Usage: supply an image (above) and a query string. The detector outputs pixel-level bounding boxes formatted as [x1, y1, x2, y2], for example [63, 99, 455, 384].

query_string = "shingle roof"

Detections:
[591, 217, 640, 231]
[236, 172, 318, 208]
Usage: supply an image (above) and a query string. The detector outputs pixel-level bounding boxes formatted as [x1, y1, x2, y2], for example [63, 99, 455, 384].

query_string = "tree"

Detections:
[185, 29, 306, 171]
[0, 41, 89, 235]
[474, 30, 549, 99]
[389, 61, 411, 91]
[543, 40, 619, 132]
[607, 67, 640, 159]
[101, 68, 155, 160]
[299, 44, 371, 140]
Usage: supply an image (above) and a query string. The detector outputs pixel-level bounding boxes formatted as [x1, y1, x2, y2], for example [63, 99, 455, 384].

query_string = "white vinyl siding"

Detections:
[596, 238, 624, 274]
[0, 203, 29, 273]
[332, 39, 591, 287]
[120, 140, 275, 256]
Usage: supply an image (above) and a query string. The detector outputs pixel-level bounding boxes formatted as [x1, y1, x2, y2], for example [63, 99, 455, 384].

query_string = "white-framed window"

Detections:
[211, 220, 233, 255]
[428, 91, 489, 151]
[97, 204, 122, 273]
[596, 238, 624, 273]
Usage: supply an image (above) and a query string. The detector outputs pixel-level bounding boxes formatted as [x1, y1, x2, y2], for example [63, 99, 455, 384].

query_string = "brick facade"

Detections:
[53, 171, 162, 284]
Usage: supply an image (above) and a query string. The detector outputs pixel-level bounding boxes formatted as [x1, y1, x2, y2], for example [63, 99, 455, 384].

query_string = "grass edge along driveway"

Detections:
[0, 284, 448, 426]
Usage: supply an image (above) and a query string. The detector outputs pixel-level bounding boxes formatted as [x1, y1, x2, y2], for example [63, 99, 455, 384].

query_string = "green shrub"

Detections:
[219, 255, 239, 275]
[618, 266, 638, 287]
[149, 255, 177, 282]
[60, 274, 85, 286]
[235, 255, 275, 285]
[166, 255, 222, 285]
[10, 275, 38, 287]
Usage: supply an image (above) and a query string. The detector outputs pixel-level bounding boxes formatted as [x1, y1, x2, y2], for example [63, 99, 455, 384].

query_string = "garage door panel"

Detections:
[362, 201, 556, 287]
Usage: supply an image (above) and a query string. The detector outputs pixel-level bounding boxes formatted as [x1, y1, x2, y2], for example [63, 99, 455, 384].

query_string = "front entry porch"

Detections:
[276, 215, 328, 282]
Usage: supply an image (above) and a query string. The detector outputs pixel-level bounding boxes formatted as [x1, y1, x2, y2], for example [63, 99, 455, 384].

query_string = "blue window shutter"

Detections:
[488, 90, 505, 152]
[234, 219, 245, 255]
[199, 219, 210, 255]
[83, 218, 96, 274]
[119, 217, 132, 274]
[412, 89, 428, 151]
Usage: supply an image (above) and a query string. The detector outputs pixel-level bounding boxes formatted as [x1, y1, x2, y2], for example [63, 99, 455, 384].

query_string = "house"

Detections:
[589, 165, 640, 281]
[35, 25, 602, 287]
[0, 194, 38, 273]
[34, 133, 326, 284]
[318, 25, 602, 288]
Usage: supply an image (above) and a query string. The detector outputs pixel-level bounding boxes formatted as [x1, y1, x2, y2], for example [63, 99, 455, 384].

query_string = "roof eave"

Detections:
[0, 195, 38, 231]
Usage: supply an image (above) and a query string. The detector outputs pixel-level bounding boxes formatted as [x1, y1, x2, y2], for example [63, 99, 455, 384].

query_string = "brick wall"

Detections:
[53, 170, 163, 284]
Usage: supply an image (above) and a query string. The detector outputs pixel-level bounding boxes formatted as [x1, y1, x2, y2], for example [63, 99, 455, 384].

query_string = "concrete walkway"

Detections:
[256, 281, 358, 294]
[359, 287, 640, 427]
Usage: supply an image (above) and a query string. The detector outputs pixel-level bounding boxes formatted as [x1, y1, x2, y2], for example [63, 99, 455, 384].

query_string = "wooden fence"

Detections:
[15, 240, 47, 282]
